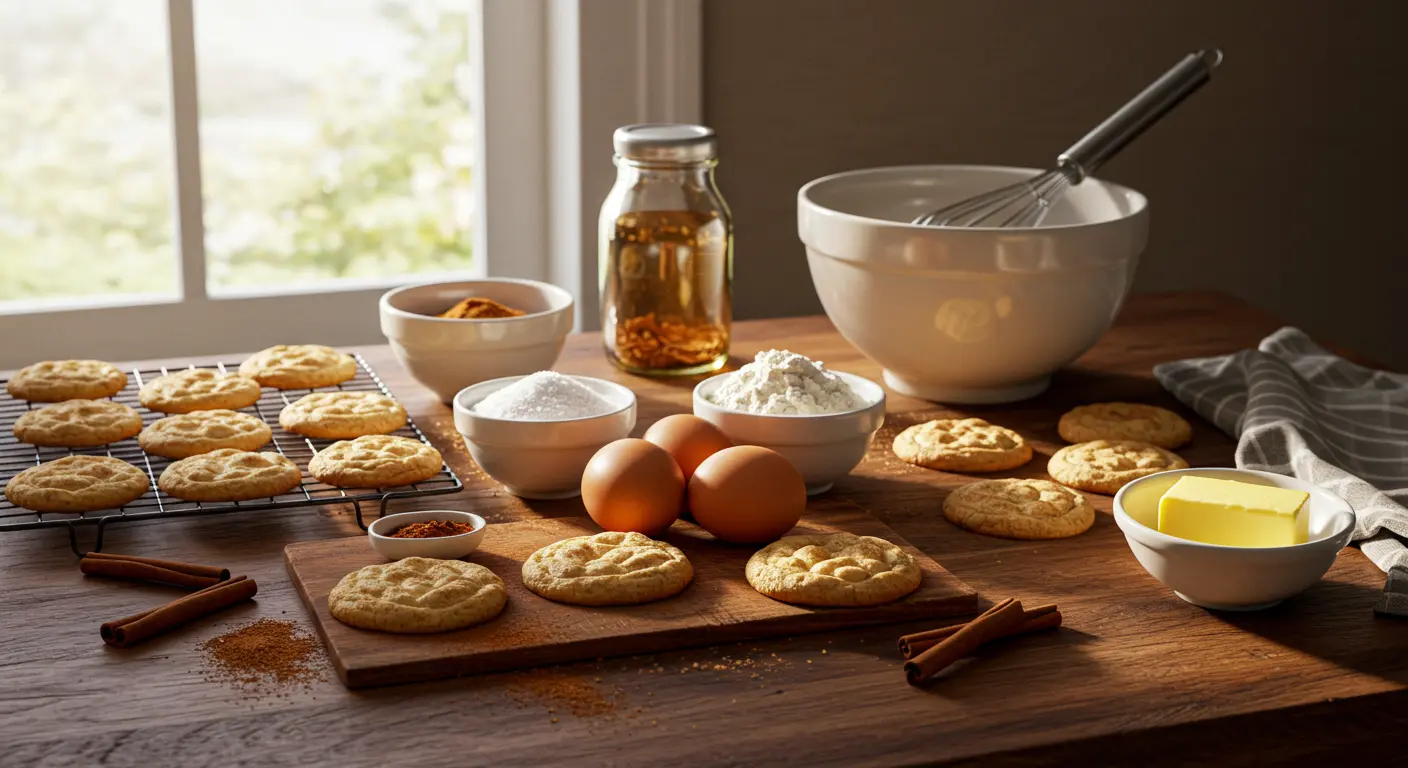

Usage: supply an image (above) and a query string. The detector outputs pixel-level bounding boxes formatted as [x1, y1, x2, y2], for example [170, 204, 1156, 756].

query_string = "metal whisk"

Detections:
[913, 48, 1223, 229]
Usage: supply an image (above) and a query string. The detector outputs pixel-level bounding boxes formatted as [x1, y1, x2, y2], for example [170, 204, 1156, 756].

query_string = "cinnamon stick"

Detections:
[100, 575, 257, 648]
[904, 597, 1026, 686]
[902, 610, 1062, 658]
[898, 603, 1059, 658]
[80, 558, 224, 590]
[82, 551, 230, 581]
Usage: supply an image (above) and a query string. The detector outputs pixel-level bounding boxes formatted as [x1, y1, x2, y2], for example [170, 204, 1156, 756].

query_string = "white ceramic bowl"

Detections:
[379, 279, 575, 402]
[1113, 468, 1356, 611]
[368, 510, 488, 561]
[452, 374, 637, 499]
[692, 371, 885, 495]
[798, 165, 1149, 404]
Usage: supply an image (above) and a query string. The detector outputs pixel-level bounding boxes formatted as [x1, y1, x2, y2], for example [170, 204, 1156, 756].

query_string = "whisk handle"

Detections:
[1058, 48, 1222, 182]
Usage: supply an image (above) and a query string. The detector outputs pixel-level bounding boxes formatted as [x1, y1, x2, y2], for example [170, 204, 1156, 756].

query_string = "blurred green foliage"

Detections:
[0, 2, 473, 303]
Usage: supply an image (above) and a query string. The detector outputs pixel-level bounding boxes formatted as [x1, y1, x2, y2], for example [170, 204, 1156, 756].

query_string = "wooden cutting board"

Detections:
[286, 501, 978, 688]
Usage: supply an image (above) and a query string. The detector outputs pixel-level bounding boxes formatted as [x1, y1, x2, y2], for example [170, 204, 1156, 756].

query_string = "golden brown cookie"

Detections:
[12, 400, 142, 447]
[521, 532, 693, 606]
[307, 435, 442, 488]
[138, 369, 262, 414]
[330, 557, 507, 633]
[237, 345, 356, 389]
[278, 392, 407, 439]
[942, 479, 1094, 540]
[6, 360, 127, 402]
[1047, 439, 1188, 494]
[139, 410, 273, 459]
[892, 418, 1032, 472]
[745, 533, 922, 607]
[1058, 402, 1192, 449]
[4, 456, 149, 512]
[157, 449, 302, 502]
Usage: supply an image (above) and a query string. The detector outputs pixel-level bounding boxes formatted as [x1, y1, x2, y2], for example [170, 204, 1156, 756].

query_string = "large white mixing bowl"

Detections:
[798, 165, 1148, 404]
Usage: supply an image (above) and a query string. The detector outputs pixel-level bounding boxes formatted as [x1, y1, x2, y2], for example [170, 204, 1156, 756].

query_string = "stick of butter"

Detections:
[1157, 476, 1310, 547]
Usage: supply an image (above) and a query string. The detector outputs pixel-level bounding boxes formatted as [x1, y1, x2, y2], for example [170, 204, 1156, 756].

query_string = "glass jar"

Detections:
[599, 123, 732, 376]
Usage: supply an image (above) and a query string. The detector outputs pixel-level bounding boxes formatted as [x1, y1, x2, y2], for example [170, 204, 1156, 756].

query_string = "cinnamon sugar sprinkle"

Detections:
[199, 618, 328, 696]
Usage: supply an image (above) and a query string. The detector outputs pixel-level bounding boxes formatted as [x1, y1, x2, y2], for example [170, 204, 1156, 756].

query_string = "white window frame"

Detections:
[0, 0, 700, 366]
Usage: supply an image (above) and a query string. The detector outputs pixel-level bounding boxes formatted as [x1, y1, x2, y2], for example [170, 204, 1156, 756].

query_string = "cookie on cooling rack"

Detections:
[13, 399, 143, 447]
[238, 345, 356, 390]
[138, 369, 262, 413]
[158, 449, 302, 502]
[139, 410, 273, 459]
[6, 360, 127, 402]
[4, 456, 150, 513]
[308, 435, 442, 489]
[278, 392, 407, 439]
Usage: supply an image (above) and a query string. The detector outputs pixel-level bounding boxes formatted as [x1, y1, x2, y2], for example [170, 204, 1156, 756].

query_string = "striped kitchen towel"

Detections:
[1153, 327, 1408, 574]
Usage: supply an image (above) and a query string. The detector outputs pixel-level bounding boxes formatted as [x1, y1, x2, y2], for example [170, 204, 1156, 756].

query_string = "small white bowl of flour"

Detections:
[693, 350, 885, 495]
[453, 371, 636, 499]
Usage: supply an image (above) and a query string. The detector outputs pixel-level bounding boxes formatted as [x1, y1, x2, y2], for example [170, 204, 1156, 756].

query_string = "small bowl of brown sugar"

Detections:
[368, 509, 487, 561]
[379, 278, 574, 402]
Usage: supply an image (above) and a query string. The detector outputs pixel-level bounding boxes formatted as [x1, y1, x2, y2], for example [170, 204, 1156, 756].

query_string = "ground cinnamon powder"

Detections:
[199, 618, 327, 694]
[390, 520, 476, 538]
[438, 297, 525, 319]
[503, 670, 625, 720]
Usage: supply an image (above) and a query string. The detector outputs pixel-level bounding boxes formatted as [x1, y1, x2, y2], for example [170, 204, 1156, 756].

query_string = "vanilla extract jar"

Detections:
[600, 123, 733, 376]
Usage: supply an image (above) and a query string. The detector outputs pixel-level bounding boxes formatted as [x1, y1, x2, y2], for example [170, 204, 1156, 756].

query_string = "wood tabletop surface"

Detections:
[2, 290, 1405, 767]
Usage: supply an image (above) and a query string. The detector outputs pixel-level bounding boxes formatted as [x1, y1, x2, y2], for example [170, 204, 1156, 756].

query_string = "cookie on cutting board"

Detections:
[330, 557, 507, 633]
[522, 531, 694, 606]
[745, 532, 922, 607]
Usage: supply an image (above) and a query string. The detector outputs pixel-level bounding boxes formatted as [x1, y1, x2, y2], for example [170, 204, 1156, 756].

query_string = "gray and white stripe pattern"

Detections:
[1154, 327, 1408, 573]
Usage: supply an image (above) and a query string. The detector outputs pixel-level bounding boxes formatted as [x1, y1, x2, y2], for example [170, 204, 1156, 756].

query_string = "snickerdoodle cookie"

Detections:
[1058, 402, 1192, 449]
[238, 345, 356, 390]
[4, 456, 149, 512]
[1047, 439, 1188, 494]
[330, 557, 507, 633]
[943, 479, 1094, 540]
[892, 418, 1032, 472]
[13, 400, 142, 447]
[746, 532, 922, 607]
[139, 410, 272, 459]
[138, 369, 262, 413]
[158, 449, 302, 501]
[278, 392, 407, 439]
[522, 531, 693, 606]
[7, 360, 127, 402]
[307, 435, 442, 488]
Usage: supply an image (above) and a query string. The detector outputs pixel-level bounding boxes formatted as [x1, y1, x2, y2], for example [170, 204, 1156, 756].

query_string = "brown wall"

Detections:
[704, 0, 1408, 368]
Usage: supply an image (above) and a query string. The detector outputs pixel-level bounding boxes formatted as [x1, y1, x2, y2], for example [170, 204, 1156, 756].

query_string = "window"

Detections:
[0, 0, 700, 366]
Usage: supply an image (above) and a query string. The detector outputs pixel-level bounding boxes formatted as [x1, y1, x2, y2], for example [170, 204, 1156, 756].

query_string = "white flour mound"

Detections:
[707, 349, 861, 415]
[473, 371, 614, 421]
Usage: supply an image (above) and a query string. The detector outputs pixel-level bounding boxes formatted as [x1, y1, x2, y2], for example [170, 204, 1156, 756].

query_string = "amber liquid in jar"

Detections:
[603, 209, 731, 375]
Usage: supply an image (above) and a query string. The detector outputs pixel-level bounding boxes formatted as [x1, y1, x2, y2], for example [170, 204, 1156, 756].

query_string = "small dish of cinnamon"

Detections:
[367, 510, 487, 561]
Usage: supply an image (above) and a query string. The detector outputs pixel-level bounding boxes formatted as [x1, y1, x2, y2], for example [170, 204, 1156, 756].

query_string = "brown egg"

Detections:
[582, 438, 684, 535]
[642, 414, 734, 482]
[689, 446, 806, 543]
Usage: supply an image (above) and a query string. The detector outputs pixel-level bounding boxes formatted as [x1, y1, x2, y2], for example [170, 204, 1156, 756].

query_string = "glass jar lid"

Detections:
[612, 123, 716, 163]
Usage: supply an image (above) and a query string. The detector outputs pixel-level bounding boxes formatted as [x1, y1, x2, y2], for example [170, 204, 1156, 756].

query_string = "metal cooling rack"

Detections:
[0, 354, 462, 554]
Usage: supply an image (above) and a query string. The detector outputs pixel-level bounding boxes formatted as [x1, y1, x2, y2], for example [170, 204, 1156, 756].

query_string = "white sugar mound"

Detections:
[473, 371, 615, 421]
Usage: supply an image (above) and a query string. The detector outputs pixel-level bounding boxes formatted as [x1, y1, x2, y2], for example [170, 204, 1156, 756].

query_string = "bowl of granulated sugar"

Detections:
[453, 371, 637, 499]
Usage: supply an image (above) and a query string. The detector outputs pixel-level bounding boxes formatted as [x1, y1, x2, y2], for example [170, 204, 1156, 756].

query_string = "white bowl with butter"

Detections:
[1113, 468, 1355, 611]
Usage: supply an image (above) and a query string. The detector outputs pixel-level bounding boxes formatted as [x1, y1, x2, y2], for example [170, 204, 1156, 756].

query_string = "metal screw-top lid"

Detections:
[612, 123, 717, 163]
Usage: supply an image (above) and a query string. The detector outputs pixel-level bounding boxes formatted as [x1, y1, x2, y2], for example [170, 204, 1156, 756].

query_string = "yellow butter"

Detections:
[1157, 476, 1309, 547]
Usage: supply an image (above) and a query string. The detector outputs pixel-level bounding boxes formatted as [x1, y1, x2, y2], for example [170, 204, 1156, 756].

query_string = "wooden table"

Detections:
[2, 291, 1405, 767]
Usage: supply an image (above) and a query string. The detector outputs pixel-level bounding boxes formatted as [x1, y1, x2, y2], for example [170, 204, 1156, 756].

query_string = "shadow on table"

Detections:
[1209, 577, 1408, 684]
